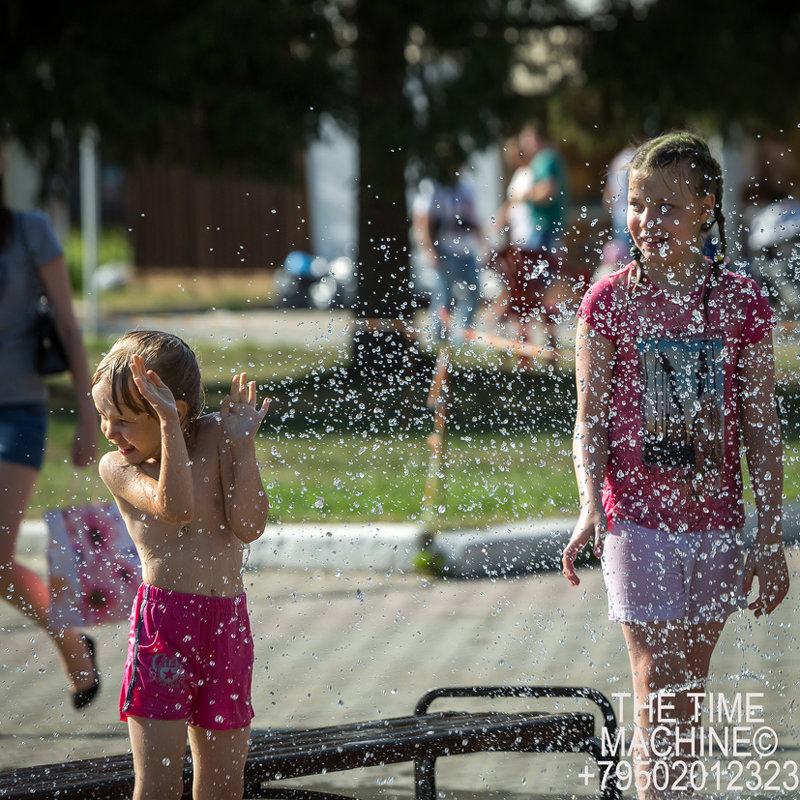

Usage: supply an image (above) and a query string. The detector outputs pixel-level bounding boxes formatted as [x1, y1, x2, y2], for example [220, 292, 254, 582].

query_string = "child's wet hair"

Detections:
[92, 331, 205, 421]
[628, 130, 727, 261]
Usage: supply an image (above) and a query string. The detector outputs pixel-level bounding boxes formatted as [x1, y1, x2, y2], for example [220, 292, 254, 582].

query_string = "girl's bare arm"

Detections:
[219, 372, 270, 543]
[739, 335, 790, 616]
[562, 318, 615, 586]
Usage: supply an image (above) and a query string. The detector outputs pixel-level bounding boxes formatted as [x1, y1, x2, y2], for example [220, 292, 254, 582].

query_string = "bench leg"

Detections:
[584, 737, 621, 800]
[414, 757, 437, 800]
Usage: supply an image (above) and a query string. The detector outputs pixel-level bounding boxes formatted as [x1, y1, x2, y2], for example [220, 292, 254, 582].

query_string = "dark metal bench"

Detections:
[0, 685, 620, 800]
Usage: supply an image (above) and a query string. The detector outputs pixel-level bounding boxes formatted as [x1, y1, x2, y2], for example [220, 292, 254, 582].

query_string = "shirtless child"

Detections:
[91, 331, 269, 800]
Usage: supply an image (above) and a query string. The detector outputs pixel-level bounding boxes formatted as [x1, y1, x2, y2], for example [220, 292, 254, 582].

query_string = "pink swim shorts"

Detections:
[120, 583, 255, 730]
[601, 519, 745, 624]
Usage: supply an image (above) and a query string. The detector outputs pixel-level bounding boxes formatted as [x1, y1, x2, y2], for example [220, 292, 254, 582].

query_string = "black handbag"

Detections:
[36, 300, 70, 375]
[17, 211, 70, 375]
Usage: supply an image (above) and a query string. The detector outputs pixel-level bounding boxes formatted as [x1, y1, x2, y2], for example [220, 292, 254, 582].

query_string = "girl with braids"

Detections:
[561, 131, 789, 798]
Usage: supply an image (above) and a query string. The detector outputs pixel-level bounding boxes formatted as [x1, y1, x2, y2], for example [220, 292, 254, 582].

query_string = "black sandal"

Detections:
[72, 635, 100, 710]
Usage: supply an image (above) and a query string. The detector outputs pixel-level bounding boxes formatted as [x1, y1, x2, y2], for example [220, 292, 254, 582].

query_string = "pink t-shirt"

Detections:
[578, 262, 773, 533]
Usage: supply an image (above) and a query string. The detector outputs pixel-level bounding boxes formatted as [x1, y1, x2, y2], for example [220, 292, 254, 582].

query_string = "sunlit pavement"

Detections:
[1, 548, 799, 799]
[98, 306, 580, 352]
[101, 308, 358, 349]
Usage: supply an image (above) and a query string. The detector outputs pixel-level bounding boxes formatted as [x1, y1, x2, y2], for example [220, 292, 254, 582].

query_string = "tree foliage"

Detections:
[5, 1, 797, 205]
[1, 1, 583, 179]
[1, 0, 344, 182]
[552, 0, 800, 151]
[10, 0, 794, 326]
[2, 0, 582, 326]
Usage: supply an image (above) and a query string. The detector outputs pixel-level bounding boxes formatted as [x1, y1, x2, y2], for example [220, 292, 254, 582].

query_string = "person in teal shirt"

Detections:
[518, 125, 569, 253]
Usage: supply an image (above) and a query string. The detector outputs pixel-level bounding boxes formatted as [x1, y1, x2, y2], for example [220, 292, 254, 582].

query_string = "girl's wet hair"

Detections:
[626, 131, 726, 321]
[628, 131, 726, 258]
[92, 330, 205, 422]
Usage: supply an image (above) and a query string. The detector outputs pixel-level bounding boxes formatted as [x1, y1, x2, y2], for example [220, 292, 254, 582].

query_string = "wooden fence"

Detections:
[126, 161, 307, 271]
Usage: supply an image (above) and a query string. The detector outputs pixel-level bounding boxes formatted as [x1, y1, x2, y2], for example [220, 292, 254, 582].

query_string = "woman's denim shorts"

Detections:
[0, 403, 47, 470]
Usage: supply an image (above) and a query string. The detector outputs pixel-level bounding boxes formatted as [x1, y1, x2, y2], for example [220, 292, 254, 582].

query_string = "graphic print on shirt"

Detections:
[638, 335, 724, 492]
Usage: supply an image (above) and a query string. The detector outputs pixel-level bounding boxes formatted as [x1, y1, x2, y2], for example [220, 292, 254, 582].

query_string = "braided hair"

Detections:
[626, 131, 726, 322]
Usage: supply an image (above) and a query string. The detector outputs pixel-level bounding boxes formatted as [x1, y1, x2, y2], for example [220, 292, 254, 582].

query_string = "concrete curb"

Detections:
[246, 522, 422, 572]
[17, 516, 575, 576]
[17, 518, 425, 573]
[18, 503, 800, 577]
[432, 517, 575, 578]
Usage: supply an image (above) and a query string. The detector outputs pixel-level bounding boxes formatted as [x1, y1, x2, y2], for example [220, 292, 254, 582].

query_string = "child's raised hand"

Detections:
[219, 372, 269, 443]
[130, 355, 179, 421]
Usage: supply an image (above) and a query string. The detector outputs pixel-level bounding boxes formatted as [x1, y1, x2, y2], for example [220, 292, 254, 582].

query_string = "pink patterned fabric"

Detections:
[578, 262, 773, 534]
[47, 503, 140, 626]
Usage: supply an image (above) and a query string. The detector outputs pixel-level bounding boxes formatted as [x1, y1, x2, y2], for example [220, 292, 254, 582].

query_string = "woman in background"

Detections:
[0, 155, 99, 708]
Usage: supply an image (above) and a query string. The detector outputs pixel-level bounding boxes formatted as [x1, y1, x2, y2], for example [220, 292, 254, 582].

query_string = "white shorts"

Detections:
[601, 519, 745, 624]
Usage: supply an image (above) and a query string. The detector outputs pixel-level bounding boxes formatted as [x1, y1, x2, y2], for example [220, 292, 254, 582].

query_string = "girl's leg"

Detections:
[621, 619, 726, 799]
[678, 621, 726, 755]
[683, 621, 725, 692]
[0, 461, 95, 693]
[488, 251, 513, 329]
[128, 716, 189, 800]
[188, 724, 251, 800]
[621, 621, 686, 800]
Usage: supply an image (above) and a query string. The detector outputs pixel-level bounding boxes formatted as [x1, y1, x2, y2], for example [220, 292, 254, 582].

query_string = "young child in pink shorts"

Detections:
[561, 132, 789, 799]
[92, 331, 269, 800]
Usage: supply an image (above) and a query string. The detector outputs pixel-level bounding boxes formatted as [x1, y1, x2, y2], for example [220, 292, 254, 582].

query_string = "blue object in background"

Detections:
[284, 251, 329, 279]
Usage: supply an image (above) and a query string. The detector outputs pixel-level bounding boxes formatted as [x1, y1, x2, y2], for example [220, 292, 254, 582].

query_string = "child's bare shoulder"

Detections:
[189, 412, 226, 450]
[98, 450, 129, 485]
[192, 411, 222, 433]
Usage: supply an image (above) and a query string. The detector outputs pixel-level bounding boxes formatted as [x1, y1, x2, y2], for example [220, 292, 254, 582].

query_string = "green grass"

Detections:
[33, 418, 800, 527]
[32, 338, 579, 526]
[64, 226, 276, 311]
[31, 374, 800, 530]
[36, 414, 580, 529]
[97, 270, 276, 313]
[64, 227, 134, 291]
[259, 431, 576, 527]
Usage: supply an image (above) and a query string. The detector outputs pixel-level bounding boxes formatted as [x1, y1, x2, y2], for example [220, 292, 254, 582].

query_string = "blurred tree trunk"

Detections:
[351, 2, 420, 382]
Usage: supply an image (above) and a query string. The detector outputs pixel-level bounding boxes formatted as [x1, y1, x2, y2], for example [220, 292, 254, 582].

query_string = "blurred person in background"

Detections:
[0, 154, 99, 708]
[488, 126, 570, 358]
[413, 143, 482, 341]
[597, 144, 636, 280]
[516, 124, 569, 255]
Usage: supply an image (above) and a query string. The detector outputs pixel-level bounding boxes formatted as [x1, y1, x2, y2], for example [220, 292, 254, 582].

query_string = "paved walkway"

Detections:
[102, 307, 358, 348]
[1, 549, 798, 798]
